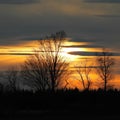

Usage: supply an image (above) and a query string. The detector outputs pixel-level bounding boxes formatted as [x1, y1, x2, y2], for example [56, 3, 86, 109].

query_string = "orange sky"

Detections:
[0, 40, 120, 89]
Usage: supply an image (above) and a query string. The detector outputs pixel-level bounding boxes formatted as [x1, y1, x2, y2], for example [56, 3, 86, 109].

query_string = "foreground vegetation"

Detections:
[0, 89, 120, 119]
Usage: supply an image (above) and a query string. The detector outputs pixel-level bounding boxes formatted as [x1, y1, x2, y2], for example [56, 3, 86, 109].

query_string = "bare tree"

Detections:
[21, 53, 50, 91]
[96, 49, 115, 91]
[21, 31, 69, 92]
[75, 59, 93, 90]
[5, 66, 18, 92]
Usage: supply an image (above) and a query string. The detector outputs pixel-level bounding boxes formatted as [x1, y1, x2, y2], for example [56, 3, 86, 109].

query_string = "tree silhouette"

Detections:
[5, 66, 18, 92]
[75, 59, 93, 90]
[96, 49, 115, 91]
[21, 31, 69, 92]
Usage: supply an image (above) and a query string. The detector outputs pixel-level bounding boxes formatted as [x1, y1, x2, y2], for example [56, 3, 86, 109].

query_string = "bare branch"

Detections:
[96, 49, 115, 91]
[21, 31, 70, 92]
[75, 59, 93, 90]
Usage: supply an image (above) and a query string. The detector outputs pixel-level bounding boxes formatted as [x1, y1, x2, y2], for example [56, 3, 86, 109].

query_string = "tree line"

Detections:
[0, 31, 116, 92]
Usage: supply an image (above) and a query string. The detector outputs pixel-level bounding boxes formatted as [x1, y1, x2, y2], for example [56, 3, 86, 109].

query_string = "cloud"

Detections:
[0, 0, 120, 51]
[68, 51, 96, 56]
[84, 0, 120, 3]
[0, 0, 39, 4]
[0, 53, 33, 55]
[95, 15, 120, 18]
[62, 45, 101, 48]
[68, 51, 120, 56]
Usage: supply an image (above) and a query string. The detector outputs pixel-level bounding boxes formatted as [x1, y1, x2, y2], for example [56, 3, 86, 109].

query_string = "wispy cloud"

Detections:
[95, 14, 120, 18]
[84, 0, 120, 3]
[68, 51, 120, 56]
[0, 0, 120, 52]
[0, 53, 33, 55]
[0, 0, 39, 4]
[62, 45, 101, 48]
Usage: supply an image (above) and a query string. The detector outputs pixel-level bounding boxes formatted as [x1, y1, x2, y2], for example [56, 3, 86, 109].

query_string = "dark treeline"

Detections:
[0, 89, 120, 119]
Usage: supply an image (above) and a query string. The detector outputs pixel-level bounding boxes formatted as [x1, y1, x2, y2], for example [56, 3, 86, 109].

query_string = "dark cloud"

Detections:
[0, 13, 69, 45]
[0, 1, 120, 51]
[68, 51, 97, 56]
[62, 45, 101, 48]
[21, 36, 42, 41]
[0, 0, 39, 4]
[68, 51, 120, 56]
[84, 0, 120, 3]
[69, 38, 97, 43]
[95, 15, 120, 18]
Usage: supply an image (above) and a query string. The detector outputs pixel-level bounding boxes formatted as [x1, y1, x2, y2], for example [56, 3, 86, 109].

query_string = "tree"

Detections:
[5, 66, 18, 92]
[96, 49, 115, 91]
[75, 59, 93, 90]
[21, 31, 69, 92]
[21, 53, 50, 91]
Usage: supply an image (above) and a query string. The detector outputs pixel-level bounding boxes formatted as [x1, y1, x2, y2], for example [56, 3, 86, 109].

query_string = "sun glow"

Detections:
[61, 47, 85, 62]
[0, 40, 89, 70]
[60, 40, 88, 62]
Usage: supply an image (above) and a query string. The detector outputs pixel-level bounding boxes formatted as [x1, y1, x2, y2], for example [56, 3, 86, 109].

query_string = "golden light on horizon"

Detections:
[0, 40, 90, 71]
[0, 40, 108, 70]
[61, 47, 86, 62]
[0, 40, 120, 89]
[61, 40, 90, 62]
[0, 41, 38, 70]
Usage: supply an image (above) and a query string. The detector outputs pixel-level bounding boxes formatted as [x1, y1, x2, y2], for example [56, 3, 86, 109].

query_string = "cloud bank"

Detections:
[84, 0, 120, 3]
[68, 51, 120, 56]
[0, 0, 39, 4]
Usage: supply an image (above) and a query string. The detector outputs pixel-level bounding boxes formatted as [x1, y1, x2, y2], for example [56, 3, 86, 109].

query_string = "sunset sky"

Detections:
[0, 0, 120, 88]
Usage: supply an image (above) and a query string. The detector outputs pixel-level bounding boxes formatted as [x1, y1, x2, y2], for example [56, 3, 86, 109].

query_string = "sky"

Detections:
[0, 0, 120, 47]
[0, 0, 120, 88]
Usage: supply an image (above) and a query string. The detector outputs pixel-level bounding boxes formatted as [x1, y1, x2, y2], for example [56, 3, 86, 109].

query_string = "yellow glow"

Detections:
[61, 40, 89, 62]
[62, 47, 86, 53]
[61, 47, 84, 61]
[0, 40, 120, 89]
[0, 55, 26, 71]
[0, 41, 38, 70]
[64, 40, 90, 46]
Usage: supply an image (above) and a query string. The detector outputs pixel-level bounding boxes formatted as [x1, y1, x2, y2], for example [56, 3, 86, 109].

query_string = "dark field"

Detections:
[1, 89, 120, 120]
